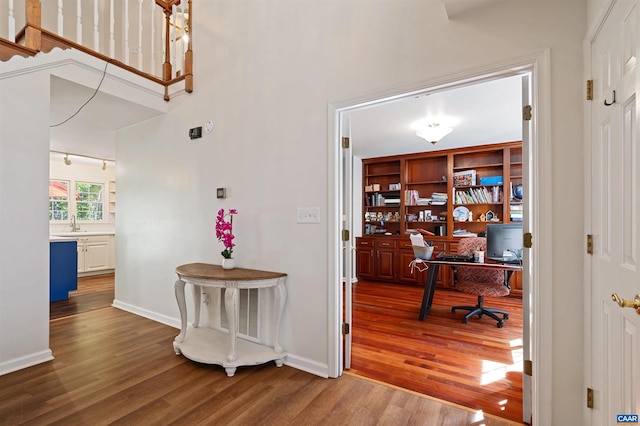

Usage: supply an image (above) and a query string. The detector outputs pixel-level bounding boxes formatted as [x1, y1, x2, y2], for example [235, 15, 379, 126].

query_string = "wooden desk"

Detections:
[418, 258, 522, 321]
[173, 263, 287, 376]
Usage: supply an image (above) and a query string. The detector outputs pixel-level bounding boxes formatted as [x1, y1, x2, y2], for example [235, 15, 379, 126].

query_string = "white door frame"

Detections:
[327, 49, 553, 424]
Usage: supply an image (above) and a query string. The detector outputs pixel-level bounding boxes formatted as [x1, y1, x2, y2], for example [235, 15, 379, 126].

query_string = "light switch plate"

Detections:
[297, 207, 320, 224]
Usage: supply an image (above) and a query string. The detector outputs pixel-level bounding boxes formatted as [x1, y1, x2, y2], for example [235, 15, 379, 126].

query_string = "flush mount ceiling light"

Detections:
[64, 154, 72, 166]
[416, 123, 453, 145]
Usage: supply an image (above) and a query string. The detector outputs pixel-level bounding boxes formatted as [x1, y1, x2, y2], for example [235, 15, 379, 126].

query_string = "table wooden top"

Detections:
[175, 263, 287, 281]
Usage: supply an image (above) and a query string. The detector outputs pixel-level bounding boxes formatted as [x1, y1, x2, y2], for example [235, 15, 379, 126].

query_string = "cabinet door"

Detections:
[84, 241, 109, 271]
[397, 249, 422, 285]
[356, 248, 374, 280]
[375, 249, 395, 281]
[509, 270, 522, 297]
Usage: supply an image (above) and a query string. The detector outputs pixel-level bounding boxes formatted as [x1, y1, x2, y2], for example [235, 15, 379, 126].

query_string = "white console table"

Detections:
[173, 263, 287, 377]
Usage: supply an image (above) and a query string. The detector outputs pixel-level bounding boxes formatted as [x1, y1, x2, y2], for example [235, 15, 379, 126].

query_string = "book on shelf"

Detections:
[453, 185, 501, 204]
[431, 192, 448, 205]
[404, 189, 419, 205]
[453, 169, 476, 186]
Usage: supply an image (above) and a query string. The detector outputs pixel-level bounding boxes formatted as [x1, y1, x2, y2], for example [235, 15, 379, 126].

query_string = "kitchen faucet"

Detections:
[70, 215, 79, 232]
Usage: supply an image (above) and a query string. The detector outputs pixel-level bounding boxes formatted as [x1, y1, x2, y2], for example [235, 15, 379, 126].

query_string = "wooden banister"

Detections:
[25, 0, 41, 51]
[2, 0, 193, 101]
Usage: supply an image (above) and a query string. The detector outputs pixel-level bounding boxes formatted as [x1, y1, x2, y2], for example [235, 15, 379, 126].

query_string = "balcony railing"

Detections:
[1, 0, 193, 100]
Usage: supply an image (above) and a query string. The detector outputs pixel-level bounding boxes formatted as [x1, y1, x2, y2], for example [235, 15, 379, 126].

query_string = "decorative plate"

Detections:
[453, 206, 470, 222]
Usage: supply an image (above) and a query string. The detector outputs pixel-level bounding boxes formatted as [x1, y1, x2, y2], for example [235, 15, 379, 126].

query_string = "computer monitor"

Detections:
[486, 223, 523, 261]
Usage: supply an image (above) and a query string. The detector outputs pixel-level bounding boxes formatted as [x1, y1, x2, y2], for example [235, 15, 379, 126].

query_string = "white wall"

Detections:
[113, 1, 587, 422]
[0, 72, 53, 374]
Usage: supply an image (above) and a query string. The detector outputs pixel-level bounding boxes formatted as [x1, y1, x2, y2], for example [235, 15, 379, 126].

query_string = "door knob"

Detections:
[611, 293, 640, 315]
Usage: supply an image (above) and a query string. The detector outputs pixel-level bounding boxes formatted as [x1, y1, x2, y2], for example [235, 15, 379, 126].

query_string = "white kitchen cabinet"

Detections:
[77, 235, 114, 273]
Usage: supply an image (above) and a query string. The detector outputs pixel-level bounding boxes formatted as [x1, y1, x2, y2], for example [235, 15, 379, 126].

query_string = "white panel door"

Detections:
[590, 0, 640, 423]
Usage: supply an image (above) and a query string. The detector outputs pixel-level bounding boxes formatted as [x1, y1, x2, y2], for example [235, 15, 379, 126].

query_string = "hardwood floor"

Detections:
[350, 280, 524, 424]
[1, 306, 522, 425]
[26, 274, 524, 424]
[50, 273, 115, 320]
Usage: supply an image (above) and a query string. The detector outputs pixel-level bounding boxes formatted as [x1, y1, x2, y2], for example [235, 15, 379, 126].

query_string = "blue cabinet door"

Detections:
[50, 241, 78, 302]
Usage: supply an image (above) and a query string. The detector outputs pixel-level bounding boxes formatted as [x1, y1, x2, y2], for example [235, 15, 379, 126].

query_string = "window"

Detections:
[49, 180, 105, 222]
[75, 182, 103, 221]
[49, 180, 69, 220]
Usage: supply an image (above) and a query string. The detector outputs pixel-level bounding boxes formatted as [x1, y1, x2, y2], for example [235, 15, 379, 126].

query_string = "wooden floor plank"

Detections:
[1, 304, 522, 425]
[350, 280, 524, 423]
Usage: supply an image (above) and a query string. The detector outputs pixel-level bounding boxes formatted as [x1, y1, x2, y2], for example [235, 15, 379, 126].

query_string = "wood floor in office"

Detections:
[350, 280, 524, 424]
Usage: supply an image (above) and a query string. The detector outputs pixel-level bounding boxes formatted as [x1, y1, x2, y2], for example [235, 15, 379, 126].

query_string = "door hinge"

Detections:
[524, 232, 533, 248]
[342, 137, 350, 149]
[342, 229, 350, 242]
[587, 234, 593, 254]
[523, 360, 532, 376]
[342, 323, 350, 335]
[523, 105, 532, 121]
[587, 387, 594, 409]
[586, 80, 594, 101]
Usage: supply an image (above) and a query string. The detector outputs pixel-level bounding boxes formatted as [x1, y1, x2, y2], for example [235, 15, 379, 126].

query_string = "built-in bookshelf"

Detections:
[361, 141, 522, 238]
[362, 159, 401, 235]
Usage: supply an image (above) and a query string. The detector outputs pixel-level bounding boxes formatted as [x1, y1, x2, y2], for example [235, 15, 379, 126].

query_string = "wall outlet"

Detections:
[297, 207, 320, 224]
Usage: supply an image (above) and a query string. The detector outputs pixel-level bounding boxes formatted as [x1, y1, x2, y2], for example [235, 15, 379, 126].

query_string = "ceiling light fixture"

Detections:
[51, 150, 115, 170]
[416, 123, 453, 145]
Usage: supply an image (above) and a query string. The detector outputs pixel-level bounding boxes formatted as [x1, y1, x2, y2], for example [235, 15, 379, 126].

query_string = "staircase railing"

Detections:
[1, 0, 192, 101]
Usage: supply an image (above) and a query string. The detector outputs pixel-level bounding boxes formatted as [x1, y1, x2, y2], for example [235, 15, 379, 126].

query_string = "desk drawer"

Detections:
[356, 238, 374, 248]
[374, 239, 397, 249]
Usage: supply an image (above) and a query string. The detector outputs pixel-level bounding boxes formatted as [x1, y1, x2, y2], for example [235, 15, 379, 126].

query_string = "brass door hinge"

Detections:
[342, 137, 350, 149]
[587, 387, 594, 408]
[587, 234, 593, 254]
[342, 229, 350, 242]
[342, 323, 350, 335]
[524, 232, 533, 248]
[523, 105, 532, 121]
[586, 80, 594, 101]
[523, 360, 532, 376]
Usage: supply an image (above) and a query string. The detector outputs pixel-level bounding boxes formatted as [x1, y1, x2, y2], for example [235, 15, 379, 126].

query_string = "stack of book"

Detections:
[510, 203, 523, 221]
[431, 192, 448, 205]
[453, 229, 478, 237]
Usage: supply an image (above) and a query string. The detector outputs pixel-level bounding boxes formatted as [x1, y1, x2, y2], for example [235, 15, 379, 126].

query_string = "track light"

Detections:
[64, 154, 72, 166]
[102, 160, 107, 170]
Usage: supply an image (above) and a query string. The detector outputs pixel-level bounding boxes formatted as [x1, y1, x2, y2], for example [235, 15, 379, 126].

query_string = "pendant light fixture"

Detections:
[415, 123, 453, 145]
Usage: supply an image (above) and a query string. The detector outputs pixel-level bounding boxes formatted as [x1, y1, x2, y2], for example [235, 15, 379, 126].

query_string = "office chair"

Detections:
[451, 237, 510, 328]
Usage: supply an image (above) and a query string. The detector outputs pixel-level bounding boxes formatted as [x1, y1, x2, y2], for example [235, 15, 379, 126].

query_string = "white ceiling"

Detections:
[49, 75, 164, 161]
[347, 74, 523, 159]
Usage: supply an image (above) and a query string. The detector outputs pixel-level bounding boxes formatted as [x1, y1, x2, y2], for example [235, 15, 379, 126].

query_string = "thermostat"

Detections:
[216, 188, 226, 199]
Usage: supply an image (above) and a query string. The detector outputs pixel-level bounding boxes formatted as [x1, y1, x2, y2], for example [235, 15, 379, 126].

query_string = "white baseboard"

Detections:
[111, 299, 181, 329]
[284, 353, 329, 378]
[112, 299, 330, 379]
[0, 349, 54, 376]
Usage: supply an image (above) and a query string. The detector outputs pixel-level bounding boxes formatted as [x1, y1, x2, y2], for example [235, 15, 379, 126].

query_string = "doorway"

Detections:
[330, 52, 553, 423]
